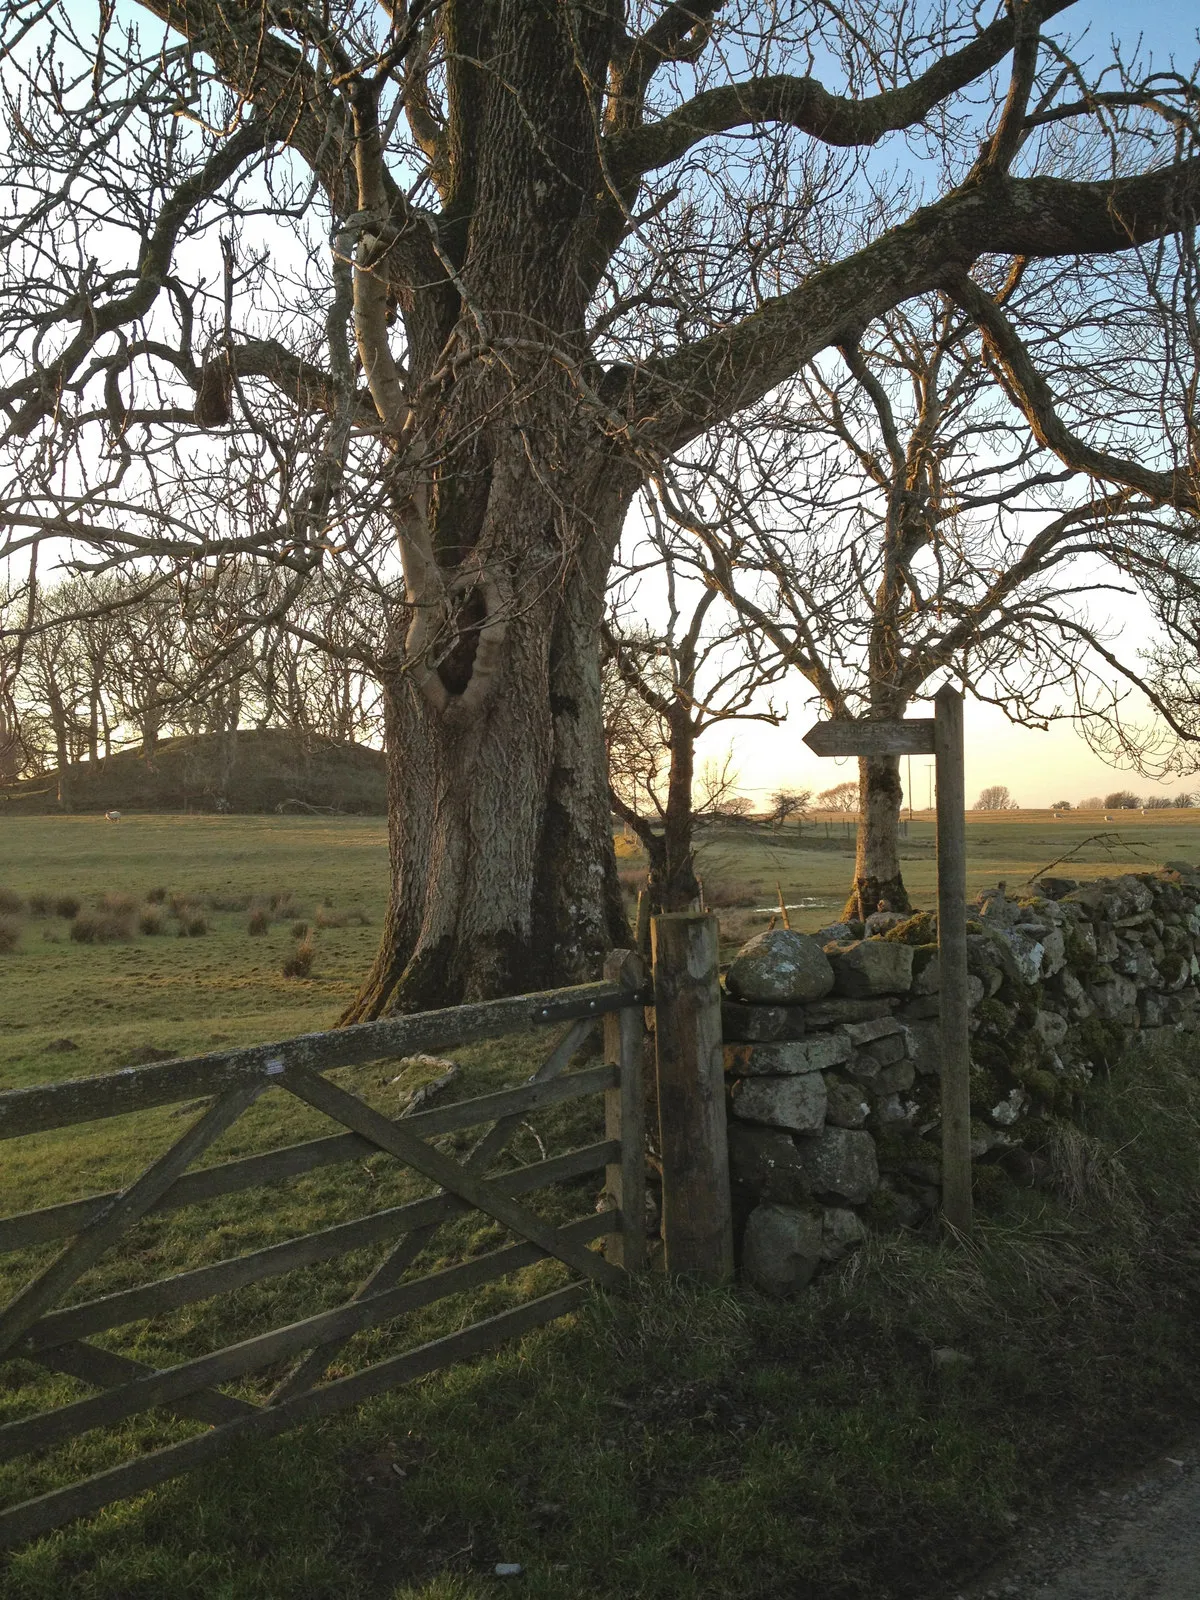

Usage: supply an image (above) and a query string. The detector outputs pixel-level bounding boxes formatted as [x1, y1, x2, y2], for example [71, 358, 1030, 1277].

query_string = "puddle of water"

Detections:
[747, 898, 826, 912]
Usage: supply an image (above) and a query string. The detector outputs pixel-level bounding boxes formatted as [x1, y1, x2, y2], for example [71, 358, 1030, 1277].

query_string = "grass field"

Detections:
[3, 811, 1200, 1599]
[3, 807, 1195, 1092]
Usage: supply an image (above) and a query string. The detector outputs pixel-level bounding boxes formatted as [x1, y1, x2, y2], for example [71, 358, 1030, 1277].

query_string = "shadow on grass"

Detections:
[5, 1037, 1200, 1600]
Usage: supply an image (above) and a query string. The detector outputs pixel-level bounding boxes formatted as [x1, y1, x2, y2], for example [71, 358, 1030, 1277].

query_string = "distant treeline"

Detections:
[1, 567, 384, 787]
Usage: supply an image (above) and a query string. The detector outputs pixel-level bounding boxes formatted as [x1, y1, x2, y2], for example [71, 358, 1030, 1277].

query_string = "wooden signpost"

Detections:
[803, 687, 973, 1235]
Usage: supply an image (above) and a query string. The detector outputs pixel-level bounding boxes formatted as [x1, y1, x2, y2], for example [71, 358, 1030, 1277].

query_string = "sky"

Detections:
[710, 0, 1200, 813]
[4, 0, 1198, 811]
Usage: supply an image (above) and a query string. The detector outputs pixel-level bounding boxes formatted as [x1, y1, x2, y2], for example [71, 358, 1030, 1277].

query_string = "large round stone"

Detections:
[741, 1203, 823, 1295]
[724, 929, 835, 1003]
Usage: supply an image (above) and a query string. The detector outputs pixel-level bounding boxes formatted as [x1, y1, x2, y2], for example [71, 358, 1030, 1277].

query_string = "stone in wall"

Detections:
[730, 1072, 827, 1133]
[828, 940, 914, 998]
[823, 1072, 871, 1127]
[793, 1127, 880, 1204]
[728, 1124, 812, 1204]
[724, 928, 835, 1003]
[722, 1001, 807, 1042]
[722, 864, 1200, 1295]
[802, 996, 899, 1024]
[741, 1203, 824, 1294]
[724, 1036, 850, 1076]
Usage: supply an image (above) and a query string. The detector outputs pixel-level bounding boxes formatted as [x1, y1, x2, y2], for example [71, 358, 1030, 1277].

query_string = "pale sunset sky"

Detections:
[715, 0, 1200, 814]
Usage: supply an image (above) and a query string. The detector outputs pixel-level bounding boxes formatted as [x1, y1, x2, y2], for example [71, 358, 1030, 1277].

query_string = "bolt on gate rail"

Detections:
[0, 950, 647, 1548]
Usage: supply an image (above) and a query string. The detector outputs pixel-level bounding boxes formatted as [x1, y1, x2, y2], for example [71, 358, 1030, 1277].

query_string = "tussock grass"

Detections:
[178, 914, 209, 938]
[0, 915, 21, 953]
[52, 895, 80, 919]
[96, 891, 138, 916]
[0, 889, 24, 915]
[206, 892, 252, 913]
[246, 907, 271, 936]
[69, 911, 133, 944]
[282, 934, 315, 977]
[137, 909, 165, 936]
[25, 893, 51, 917]
[290, 919, 310, 939]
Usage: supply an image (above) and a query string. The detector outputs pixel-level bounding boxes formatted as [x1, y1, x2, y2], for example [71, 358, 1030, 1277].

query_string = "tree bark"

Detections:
[842, 753, 911, 920]
[342, 451, 634, 1017]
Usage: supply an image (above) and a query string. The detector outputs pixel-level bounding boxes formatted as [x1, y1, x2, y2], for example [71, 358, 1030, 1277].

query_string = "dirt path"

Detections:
[954, 1445, 1200, 1600]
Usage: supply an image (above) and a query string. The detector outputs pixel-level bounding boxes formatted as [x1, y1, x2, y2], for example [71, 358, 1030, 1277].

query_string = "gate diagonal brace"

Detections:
[0, 1082, 264, 1363]
[278, 1064, 625, 1292]
[269, 1016, 599, 1405]
[34, 1339, 256, 1427]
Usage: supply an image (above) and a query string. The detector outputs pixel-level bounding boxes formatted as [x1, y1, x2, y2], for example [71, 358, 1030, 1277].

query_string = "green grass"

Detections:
[0, 814, 390, 1091]
[621, 806, 1200, 949]
[3, 813, 1200, 1597]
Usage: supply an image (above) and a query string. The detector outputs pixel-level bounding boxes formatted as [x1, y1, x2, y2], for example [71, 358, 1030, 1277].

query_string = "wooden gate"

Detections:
[0, 951, 646, 1547]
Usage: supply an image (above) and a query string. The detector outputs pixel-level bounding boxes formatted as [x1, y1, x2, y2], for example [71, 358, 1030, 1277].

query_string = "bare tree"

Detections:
[2, 2, 1199, 1009]
[974, 785, 1019, 810]
[657, 250, 1200, 916]
[603, 547, 782, 909]
[768, 789, 811, 829]
[819, 781, 861, 816]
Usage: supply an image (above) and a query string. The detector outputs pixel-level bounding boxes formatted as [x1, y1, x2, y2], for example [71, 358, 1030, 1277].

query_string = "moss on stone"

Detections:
[882, 911, 938, 946]
[1159, 952, 1188, 987]
[975, 998, 1012, 1032]
[1076, 1014, 1127, 1071]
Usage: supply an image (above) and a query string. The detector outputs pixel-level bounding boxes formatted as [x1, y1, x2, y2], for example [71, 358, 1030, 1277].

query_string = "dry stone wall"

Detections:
[722, 866, 1200, 1295]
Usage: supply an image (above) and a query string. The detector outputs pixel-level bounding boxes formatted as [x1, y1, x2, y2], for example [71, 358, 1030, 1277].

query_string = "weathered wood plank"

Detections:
[803, 718, 936, 757]
[279, 1065, 625, 1291]
[23, 1142, 616, 1353]
[0, 1084, 262, 1362]
[0, 1214, 614, 1463]
[0, 1063, 618, 1255]
[0, 1283, 588, 1550]
[603, 950, 646, 1272]
[33, 1340, 255, 1427]
[0, 981, 640, 1141]
[267, 1016, 601, 1404]
[652, 914, 734, 1282]
[935, 685, 974, 1236]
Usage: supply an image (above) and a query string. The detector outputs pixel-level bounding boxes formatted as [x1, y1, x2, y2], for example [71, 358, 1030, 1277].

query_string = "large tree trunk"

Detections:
[342, 457, 633, 1018]
[842, 753, 912, 920]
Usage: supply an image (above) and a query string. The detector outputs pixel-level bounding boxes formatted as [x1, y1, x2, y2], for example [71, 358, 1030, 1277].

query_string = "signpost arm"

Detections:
[934, 685, 973, 1235]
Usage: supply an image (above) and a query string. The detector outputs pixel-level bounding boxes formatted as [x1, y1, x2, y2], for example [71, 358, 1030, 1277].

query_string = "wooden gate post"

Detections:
[650, 912, 734, 1282]
[603, 948, 647, 1271]
[934, 685, 974, 1235]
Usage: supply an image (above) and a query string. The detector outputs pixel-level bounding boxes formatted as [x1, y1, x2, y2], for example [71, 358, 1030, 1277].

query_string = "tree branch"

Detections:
[617, 158, 1200, 449]
[944, 268, 1199, 509]
[605, 0, 1074, 181]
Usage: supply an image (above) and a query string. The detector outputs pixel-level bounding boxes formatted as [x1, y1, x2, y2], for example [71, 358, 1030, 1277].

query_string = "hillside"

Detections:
[0, 728, 387, 815]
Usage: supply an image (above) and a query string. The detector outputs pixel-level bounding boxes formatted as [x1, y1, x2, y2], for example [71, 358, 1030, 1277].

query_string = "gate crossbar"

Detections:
[0, 954, 647, 1550]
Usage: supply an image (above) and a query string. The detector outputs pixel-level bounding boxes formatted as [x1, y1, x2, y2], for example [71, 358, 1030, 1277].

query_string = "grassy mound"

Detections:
[0, 728, 386, 815]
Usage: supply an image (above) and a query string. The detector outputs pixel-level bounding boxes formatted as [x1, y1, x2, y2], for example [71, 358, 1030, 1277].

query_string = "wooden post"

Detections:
[934, 685, 973, 1235]
[603, 948, 646, 1272]
[650, 913, 734, 1281]
[634, 889, 652, 957]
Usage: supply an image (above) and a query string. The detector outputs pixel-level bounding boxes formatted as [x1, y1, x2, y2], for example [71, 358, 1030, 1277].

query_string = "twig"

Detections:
[1023, 831, 1152, 885]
